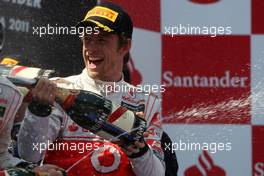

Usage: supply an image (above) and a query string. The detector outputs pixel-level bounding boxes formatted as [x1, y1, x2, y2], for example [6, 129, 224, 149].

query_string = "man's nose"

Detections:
[83, 40, 100, 53]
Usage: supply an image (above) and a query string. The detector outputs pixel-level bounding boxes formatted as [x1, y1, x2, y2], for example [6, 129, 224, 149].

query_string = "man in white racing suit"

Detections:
[18, 2, 165, 176]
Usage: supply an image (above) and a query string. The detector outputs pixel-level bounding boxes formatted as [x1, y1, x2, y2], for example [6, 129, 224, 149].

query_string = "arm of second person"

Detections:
[17, 104, 65, 163]
[17, 78, 64, 163]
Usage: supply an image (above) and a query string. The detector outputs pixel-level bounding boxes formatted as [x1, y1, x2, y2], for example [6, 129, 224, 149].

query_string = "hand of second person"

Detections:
[31, 78, 57, 105]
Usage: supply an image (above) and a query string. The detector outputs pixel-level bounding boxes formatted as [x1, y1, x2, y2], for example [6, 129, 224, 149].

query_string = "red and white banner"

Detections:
[107, 0, 263, 175]
[161, 35, 250, 124]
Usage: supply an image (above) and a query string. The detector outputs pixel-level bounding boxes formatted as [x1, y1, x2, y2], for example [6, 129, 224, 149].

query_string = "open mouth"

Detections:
[88, 58, 104, 69]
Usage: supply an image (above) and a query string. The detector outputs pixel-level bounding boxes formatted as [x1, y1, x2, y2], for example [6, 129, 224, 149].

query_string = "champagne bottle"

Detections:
[0, 64, 54, 79]
[6, 75, 147, 147]
[56, 86, 147, 146]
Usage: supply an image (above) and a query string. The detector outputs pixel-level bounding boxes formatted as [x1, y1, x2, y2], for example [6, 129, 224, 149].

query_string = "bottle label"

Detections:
[108, 106, 134, 132]
[102, 104, 147, 144]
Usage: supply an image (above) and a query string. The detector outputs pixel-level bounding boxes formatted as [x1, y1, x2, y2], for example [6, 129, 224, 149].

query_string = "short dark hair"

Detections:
[122, 61, 131, 83]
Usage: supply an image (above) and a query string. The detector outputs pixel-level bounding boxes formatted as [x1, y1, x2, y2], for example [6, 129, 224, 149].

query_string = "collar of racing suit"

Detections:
[79, 69, 126, 98]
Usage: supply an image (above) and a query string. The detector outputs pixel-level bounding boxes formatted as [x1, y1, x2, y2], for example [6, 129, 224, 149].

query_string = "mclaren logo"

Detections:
[189, 0, 220, 4]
